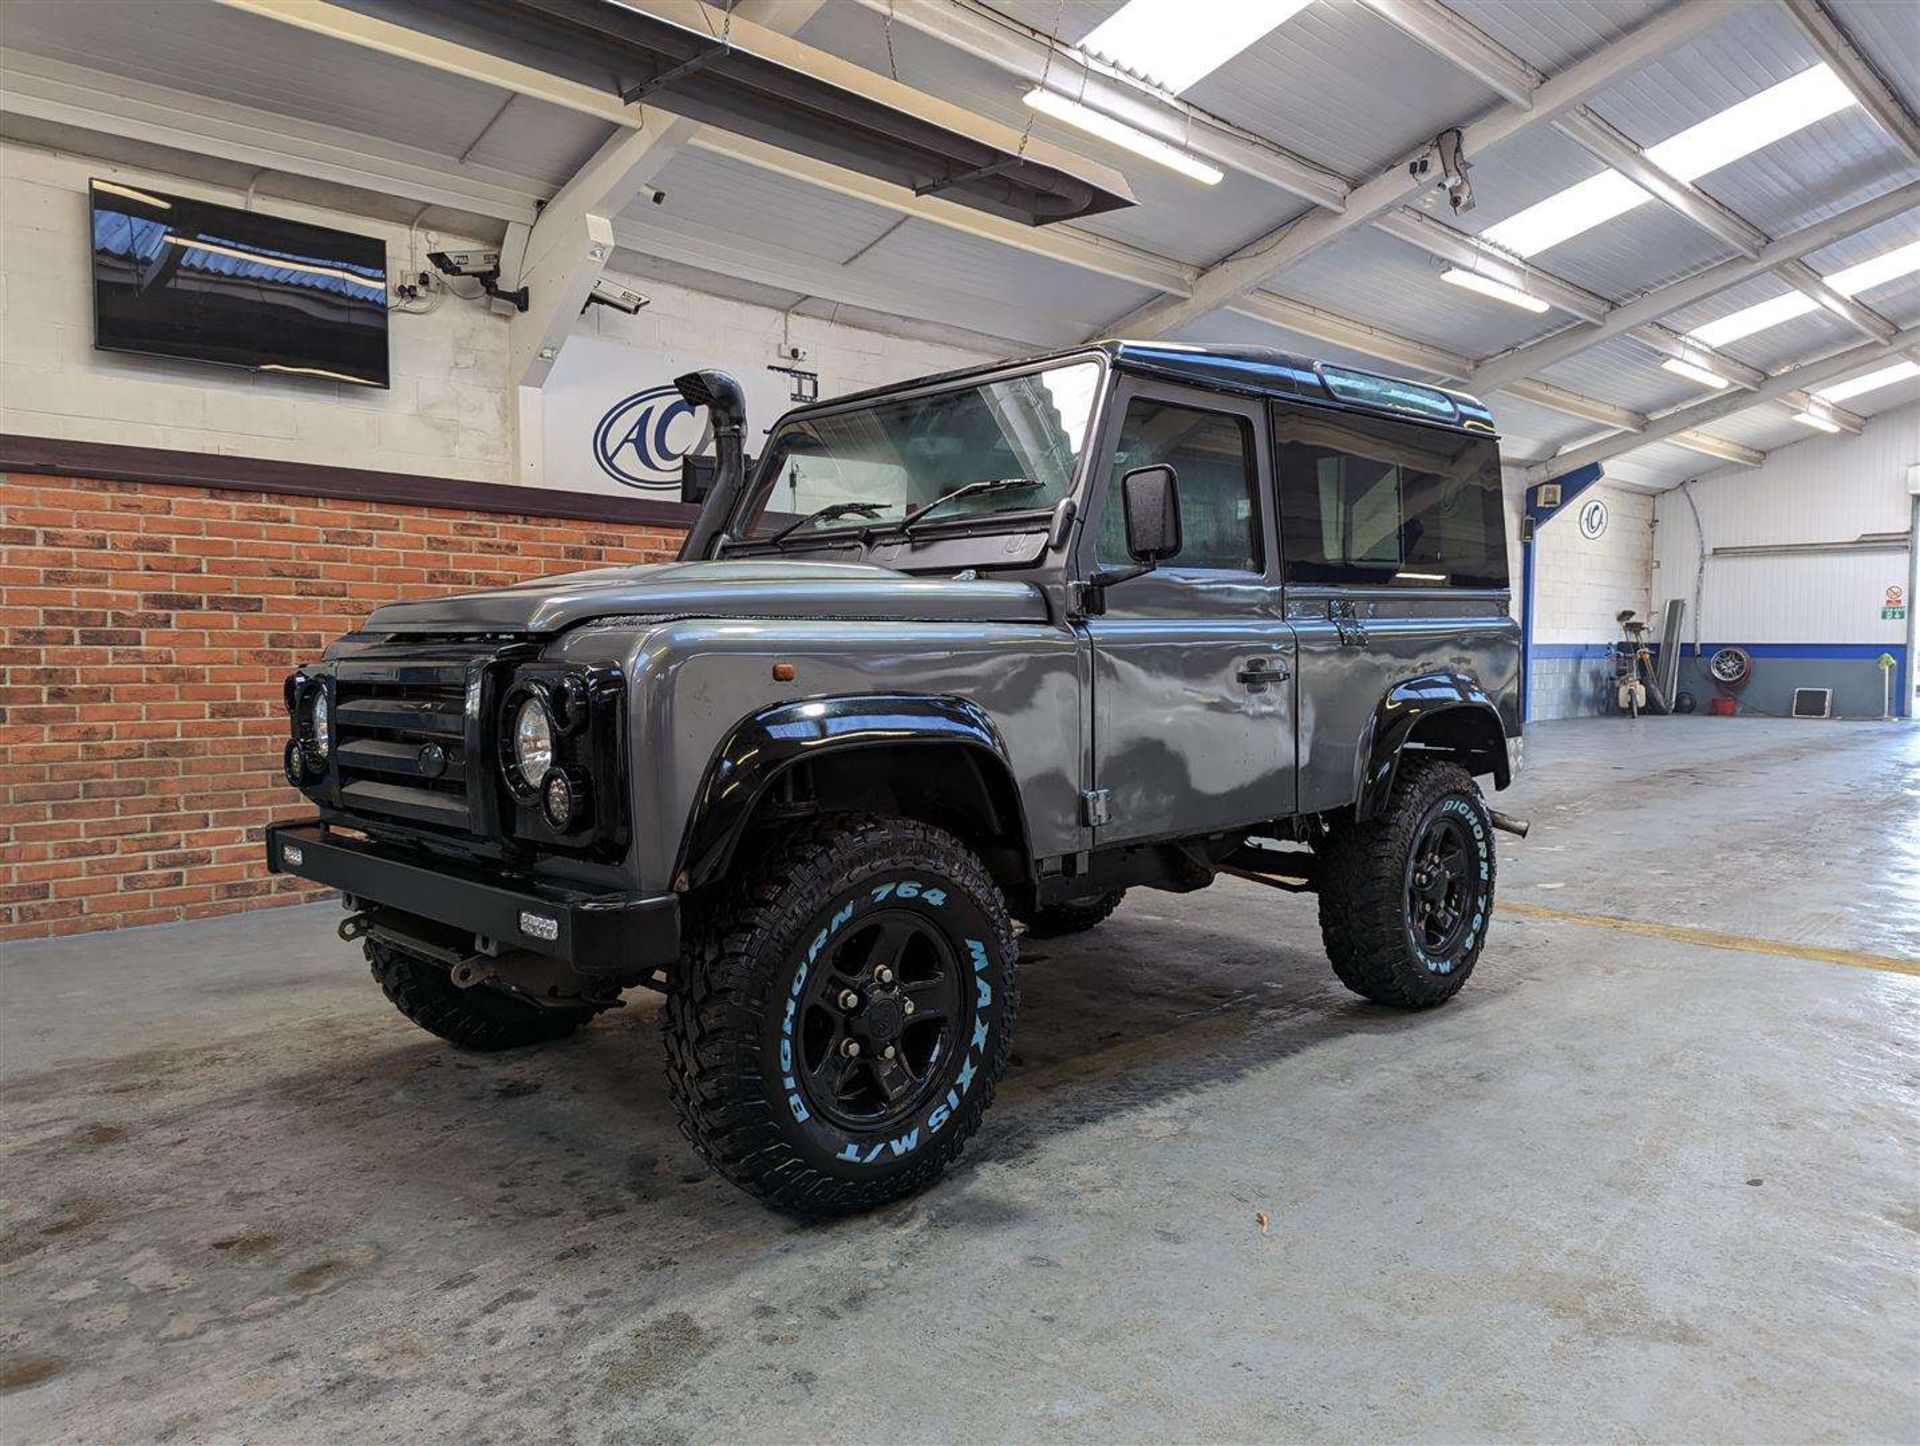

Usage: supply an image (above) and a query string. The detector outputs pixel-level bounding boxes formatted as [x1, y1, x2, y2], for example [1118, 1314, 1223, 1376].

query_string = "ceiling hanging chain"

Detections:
[1016, 0, 1067, 163]
[883, 0, 900, 84]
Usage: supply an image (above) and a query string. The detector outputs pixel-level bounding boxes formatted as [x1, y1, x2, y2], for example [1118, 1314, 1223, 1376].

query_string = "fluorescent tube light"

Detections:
[1023, 89, 1224, 184]
[1791, 409, 1842, 433]
[1687, 240, 1920, 347]
[1080, 0, 1313, 94]
[164, 235, 386, 296]
[92, 179, 172, 209]
[1662, 357, 1731, 390]
[1484, 64, 1858, 258]
[1440, 267, 1551, 313]
[1813, 359, 1920, 403]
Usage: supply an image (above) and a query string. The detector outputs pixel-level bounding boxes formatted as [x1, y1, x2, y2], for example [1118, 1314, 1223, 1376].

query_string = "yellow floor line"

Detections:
[1497, 900, 1920, 978]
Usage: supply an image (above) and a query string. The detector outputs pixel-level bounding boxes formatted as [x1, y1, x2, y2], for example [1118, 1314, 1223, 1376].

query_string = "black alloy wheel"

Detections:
[795, 909, 964, 1131]
[1405, 812, 1482, 968]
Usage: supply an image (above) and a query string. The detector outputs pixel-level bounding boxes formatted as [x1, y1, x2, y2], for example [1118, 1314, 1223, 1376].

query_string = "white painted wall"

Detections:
[1531, 482, 1654, 643]
[0, 139, 992, 487]
[1649, 405, 1917, 647]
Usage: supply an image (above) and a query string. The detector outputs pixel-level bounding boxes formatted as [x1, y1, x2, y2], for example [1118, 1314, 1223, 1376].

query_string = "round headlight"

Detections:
[308, 687, 330, 760]
[511, 695, 554, 792]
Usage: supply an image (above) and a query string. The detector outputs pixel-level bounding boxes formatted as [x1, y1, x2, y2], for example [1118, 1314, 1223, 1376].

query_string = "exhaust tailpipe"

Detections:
[675, 369, 748, 561]
[1490, 810, 1531, 839]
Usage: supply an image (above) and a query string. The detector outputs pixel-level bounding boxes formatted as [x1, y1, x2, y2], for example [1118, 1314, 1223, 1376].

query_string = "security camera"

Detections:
[1409, 128, 1474, 215]
[426, 250, 526, 312]
[583, 278, 650, 316]
[427, 250, 502, 277]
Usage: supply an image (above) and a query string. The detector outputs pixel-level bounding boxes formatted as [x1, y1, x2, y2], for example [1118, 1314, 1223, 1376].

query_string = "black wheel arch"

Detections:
[676, 694, 1035, 894]
[1355, 672, 1511, 823]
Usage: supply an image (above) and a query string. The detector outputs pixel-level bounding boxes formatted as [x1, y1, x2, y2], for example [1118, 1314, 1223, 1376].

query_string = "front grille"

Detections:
[327, 642, 506, 836]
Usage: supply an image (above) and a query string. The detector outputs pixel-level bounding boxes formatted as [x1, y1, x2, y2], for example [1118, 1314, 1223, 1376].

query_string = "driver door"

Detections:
[1078, 381, 1297, 845]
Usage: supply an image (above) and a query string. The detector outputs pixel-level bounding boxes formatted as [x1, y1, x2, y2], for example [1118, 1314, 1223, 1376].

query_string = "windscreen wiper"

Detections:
[900, 477, 1044, 536]
[767, 500, 886, 547]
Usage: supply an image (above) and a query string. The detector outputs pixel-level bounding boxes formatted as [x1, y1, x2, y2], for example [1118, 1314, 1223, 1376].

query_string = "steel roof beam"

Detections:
[1352, 0, 1544, 107]
[1779, 0, 1920, 163]
[148, 2, 1195, 300]
[1523, 325, 1920, 482]
[1775, 260, 1899, 343]
[1470, 179, 1920, 390]
[1373, 208, 1611, 323]
[1672, 432, 1766, 467]
[1553, 108, 1769, 258]
[846, 0, 1351, 211]
[0, 45, 552, 224]
[1220, 293, 1756, 462]
[1109, 0, 1728, 338]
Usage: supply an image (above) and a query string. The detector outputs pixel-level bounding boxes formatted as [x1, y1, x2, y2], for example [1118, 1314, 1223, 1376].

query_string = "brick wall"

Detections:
[0, 473, 686, 941]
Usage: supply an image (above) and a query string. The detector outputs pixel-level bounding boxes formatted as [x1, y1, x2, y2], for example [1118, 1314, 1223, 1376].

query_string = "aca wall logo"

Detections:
[1577, 497, 1609, 541]
[592, 384, 709, 491]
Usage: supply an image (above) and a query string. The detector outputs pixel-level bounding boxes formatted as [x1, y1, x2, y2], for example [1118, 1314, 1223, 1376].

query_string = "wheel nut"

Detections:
[842, 1039, 861, 1058]
[883, 1045, 896, 1060]
[903, 1000, 915, 1016]
[875, 966, 895, 986]
[839, 989, 860, 1010]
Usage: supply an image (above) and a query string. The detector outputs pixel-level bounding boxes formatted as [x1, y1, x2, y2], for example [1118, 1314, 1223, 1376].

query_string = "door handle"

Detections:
[1237, 658, 1291, 689]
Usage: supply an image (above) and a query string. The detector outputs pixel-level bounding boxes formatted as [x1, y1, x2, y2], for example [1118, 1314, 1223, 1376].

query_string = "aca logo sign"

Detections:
[592, 384, 709, 491]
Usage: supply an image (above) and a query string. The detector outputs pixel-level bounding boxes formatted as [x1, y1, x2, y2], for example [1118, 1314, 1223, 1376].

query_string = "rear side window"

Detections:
[1273, 405, 1506, 589]
[1098, 397, 1261, 572]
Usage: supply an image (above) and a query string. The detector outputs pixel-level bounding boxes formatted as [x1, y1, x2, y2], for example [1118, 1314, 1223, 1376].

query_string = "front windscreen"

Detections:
[90, 178, 390, 389]
[740, 362, 1103, 540]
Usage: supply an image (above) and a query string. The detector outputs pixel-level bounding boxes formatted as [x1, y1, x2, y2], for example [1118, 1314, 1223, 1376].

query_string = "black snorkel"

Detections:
[674, 369, 748, 561]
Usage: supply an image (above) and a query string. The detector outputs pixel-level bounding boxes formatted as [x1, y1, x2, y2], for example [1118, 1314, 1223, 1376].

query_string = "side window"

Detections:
[1097, 398, 1261, 571]
[1274, 409, 1507, 589]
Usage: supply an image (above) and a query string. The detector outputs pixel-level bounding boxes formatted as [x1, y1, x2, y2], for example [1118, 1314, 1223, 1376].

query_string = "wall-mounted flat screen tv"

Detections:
[89, 178, 389, 389]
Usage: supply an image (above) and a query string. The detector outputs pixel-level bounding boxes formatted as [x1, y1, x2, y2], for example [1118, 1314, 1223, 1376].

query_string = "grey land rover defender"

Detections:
[267, 342, 1526, 1216]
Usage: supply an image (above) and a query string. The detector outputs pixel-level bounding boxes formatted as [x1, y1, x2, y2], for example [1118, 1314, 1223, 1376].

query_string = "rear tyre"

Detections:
[663, 814, 1018, 1217]
[1316, 757, 1494, 1010]
[1016, 888, 1126, 938]
[368, 942, 597, 1050]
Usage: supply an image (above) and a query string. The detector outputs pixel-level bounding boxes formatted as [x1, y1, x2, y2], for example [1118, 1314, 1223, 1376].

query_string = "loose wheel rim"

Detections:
[796, 907, 964, 1131]
[1405, 813, 1481, 965]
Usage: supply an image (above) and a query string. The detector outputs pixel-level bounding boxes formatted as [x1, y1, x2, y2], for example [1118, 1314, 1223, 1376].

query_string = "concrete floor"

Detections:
[2, 718, 1916, 1442]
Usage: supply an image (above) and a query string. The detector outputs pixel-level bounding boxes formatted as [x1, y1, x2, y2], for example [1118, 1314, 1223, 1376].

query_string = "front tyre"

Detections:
[368, 942, 598, 1050]
[663, 815, 1018, 1217]
[1316, 758, 1495, 1009]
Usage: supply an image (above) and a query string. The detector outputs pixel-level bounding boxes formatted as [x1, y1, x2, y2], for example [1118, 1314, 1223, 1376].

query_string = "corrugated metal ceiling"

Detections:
[1266, 224, 1565, 362]
[1, 0, 1913, 486]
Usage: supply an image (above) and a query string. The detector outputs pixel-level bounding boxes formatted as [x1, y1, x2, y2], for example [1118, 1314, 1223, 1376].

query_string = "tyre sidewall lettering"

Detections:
[1405, 794, 1493, 975]
[767, 873, 1000, 1172]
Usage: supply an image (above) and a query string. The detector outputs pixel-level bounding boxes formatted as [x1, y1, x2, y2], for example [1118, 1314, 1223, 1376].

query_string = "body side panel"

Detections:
[548, 619, 1086, 892]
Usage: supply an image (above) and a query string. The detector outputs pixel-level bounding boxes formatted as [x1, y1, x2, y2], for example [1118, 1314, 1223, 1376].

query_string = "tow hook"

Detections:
[449, 960, 498, 990]
[1489, 810, 1531, 839]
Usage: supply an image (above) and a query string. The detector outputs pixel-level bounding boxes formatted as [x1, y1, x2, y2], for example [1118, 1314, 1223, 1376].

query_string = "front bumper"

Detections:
[265, 821, 679, 974]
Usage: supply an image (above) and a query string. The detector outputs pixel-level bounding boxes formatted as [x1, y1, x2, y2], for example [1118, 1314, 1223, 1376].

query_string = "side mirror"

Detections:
[1082, 464, 1183, 609]
[1120, 464, 1182, 563]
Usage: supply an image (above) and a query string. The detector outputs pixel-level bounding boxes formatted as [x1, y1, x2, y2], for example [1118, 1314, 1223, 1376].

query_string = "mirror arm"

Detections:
[1074, 559, 1155, 616]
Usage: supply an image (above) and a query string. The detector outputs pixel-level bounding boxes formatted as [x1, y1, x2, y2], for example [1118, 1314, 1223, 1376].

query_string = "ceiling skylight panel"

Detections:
[1481, 170, 1649, 258]
[1686, 241, 1920, 347]
[1079, 0, 1313, 94]
[1688, 292, 1820, 347]
[1813, 359, 1920, 402]
[1644, 65, 1856, 182]
[1482, 65, 1860, 259]
[1827, 240, 1920, 296]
